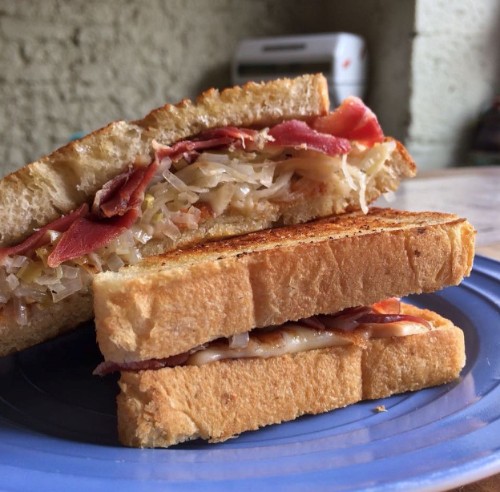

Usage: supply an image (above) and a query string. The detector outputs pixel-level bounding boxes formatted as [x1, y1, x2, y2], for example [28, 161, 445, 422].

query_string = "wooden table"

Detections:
[376, 166, 500, 491]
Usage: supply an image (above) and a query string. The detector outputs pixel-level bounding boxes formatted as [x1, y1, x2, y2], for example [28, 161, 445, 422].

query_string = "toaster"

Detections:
[232, 33, 368, 106]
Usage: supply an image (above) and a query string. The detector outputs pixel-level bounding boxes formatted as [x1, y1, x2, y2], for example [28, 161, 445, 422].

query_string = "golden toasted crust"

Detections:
[393, 139, 416, 177]
[94, 208, 475, 363]
[136, 76, 330, 139]
[362, 304, 466, 399]
[0, 74, 329, 248]
[118, 345, 362, 447]
[116, 303, 465, 448]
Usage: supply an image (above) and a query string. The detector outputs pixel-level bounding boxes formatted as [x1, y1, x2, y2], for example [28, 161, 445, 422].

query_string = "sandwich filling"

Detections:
[0, 97, 401, 324]
[94, 299, 432, 376]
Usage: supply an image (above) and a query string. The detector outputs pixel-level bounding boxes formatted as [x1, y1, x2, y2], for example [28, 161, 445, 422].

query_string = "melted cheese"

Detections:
[364, 321, 430, 338]
[187, 325, 351, 366]
[186, 320, 431, 367]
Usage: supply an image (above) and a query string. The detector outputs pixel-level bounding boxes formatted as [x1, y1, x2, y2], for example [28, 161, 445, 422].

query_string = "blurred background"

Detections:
[0, 0, 499, 177]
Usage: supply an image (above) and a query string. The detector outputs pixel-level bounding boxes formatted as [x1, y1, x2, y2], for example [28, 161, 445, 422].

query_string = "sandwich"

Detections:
[0, 74, 416, 356]
[92, 208, 475, 447]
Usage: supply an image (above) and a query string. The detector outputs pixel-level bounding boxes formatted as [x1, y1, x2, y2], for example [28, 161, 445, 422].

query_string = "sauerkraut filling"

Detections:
[0, 134, 396, 324]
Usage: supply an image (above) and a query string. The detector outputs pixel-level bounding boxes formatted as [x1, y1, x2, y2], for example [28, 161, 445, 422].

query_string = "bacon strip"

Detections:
[312, 96, 384, 146]
[268, 120, 351, 155]
[47, 209, 139, 268]
[0, 204, 89, 262]
[93, 353, 189, 377]
[356, 313, 432, 329]
[48, 160, 160, 267]
[155, 127, 257, 163]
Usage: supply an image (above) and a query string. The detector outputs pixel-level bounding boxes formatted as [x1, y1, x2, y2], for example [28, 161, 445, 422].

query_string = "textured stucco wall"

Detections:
[1, 0, 497, 176]
[0, 0, 324, 176]
[407, 0, 500, 169]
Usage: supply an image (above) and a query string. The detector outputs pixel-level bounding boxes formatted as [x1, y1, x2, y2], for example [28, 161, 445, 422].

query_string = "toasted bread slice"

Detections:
[116, 304, 465, 448]
[93, 208, 475, 364]
[0, 74, 330, 247]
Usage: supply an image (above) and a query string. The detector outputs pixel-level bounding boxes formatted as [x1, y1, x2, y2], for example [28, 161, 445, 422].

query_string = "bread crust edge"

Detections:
[94, 209, 475, 363]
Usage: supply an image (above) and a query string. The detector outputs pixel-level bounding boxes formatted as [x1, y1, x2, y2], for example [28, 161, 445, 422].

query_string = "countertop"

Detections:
[376, 166, 500, 260]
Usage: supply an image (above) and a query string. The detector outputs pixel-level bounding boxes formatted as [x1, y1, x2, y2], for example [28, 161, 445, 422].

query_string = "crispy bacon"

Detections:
[48, 160, 160, 267]
[268, 120, 351, 156]
[371, 297, 401, 314]
[356, 313, 431, 329]
[312, 96, 384, 146]
[0, 204, 89, 262]
[94, 159, 160, 218]
[154, 127, 257, 163]
[47, 209, 139, 268]
[93, 353, 189, 376]
[298, 316, 326, 330]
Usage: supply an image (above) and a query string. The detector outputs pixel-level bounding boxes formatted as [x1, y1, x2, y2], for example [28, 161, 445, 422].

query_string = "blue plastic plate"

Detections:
[0, 255, 499, 491]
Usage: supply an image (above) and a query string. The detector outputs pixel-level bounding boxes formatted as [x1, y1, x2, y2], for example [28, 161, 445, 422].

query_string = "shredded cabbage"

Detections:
[341, 154, 357, 191]
[0, 137, 396, 313]
[358, 172, 368, 214]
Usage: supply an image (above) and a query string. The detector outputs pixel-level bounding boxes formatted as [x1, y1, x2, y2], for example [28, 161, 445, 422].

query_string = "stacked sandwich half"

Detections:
[0, 74, 475, 447]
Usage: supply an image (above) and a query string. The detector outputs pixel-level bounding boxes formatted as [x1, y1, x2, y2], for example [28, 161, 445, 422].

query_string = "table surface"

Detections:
[376, 166, 500, 491]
